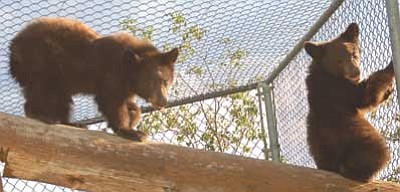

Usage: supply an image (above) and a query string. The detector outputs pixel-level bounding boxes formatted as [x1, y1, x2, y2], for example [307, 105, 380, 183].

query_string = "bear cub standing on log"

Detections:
[304, 23, 393, 182]
[9, 17, 179, 142]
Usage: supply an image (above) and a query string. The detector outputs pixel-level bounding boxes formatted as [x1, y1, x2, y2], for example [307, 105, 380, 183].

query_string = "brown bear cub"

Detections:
[9, 17, 179, 142]
[304, 23, 393, 182]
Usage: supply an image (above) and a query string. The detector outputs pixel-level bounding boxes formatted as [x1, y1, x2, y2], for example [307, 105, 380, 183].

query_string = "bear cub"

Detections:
[304, 23, 393, 181]
[9, 17, 179, 142]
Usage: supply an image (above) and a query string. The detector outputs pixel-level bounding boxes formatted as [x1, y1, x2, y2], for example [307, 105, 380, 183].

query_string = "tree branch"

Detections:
[0, 112, 399, 192]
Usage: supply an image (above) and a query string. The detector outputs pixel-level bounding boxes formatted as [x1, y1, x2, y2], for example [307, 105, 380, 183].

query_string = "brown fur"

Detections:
[304, 23, 392, 182]
[9, 17, 179, 142]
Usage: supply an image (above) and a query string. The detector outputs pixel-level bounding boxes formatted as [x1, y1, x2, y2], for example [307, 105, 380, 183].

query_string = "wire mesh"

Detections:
[0, 1, 331, 190]
[274, 0, 400, 182]
[0, 0, 331, 122]
[91, 90, 266, 158]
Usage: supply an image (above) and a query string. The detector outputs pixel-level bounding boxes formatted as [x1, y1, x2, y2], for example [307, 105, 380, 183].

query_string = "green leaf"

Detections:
[189, 66, 203, 76]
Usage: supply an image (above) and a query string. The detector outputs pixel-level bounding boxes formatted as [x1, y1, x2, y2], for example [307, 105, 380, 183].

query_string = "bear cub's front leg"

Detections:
[127, 100, 142, 129]
[361, 61, 395, 110]
[96, 95, 148, 142]
[117, 101, 148, 142]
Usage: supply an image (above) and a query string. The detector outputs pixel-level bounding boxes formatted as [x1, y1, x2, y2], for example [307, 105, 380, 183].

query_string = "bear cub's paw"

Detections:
[376, 62, 395, 102]
[116, 129, 148, 142]
[365, 61, 395, 104]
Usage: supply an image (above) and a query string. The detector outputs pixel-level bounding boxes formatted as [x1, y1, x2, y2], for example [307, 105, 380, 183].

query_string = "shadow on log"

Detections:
[0, 112, 399, 192]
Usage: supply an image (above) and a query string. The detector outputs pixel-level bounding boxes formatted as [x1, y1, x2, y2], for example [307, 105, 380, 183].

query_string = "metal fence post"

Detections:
[260, 83, 281, 162]
[386, 0, 400, 106]
[256, 86, 270, 160]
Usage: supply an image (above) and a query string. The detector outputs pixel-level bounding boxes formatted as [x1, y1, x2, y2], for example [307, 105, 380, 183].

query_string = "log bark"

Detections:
[0, 112, 399, 192]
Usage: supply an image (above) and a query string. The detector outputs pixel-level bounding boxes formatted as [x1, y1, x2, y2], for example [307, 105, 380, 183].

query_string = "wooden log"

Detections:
[0, 112, 399, 192]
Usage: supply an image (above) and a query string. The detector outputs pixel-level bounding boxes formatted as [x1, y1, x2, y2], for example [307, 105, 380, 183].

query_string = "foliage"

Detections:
[168, 12, 206, 63]
[120, 12, 266, 156]
[121, 18, 154, 41]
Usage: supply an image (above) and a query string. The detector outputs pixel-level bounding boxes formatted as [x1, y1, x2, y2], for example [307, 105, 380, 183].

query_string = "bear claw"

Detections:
[116, 129, 148, 142]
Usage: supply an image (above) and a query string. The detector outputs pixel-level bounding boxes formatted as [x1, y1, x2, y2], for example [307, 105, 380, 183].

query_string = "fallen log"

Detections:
[0, 112, 399, 192]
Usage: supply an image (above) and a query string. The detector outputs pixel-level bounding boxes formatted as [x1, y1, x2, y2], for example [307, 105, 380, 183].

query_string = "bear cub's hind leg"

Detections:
[23, 81, 72, 124]
[339, 137, 390, 182]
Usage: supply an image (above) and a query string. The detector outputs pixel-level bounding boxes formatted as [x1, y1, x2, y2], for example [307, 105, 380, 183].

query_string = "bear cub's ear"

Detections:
[340, 23, 359, 43]
[304, 41, 322, 58]
[164, 48, 179, 66]
[383, 60, 395, 74]
[124, 48, 142, 64]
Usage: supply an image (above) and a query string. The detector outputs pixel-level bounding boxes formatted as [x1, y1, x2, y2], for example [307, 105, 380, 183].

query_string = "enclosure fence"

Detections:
[0, 0, 399, 191]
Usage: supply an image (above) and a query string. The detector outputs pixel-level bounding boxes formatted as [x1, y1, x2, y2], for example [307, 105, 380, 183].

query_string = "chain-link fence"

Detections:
[0, 0, 399, 191]
[274, 0, 400, 182]
[0, 0, 332, 121]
